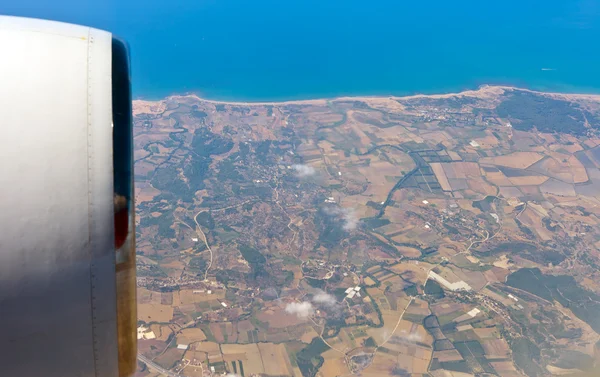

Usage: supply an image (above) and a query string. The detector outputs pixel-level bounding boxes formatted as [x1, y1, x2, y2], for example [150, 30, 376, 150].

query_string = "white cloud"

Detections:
[401, 332, 423, 342]
[322, 205, 359, 231]
[292, 164, 316, 177]
[312, 290, 337, 306]
[382, 329, 390, 341]
[390, 331, 423, 345]
[285, 302, 314, 318]
[342, 208, 358, 230]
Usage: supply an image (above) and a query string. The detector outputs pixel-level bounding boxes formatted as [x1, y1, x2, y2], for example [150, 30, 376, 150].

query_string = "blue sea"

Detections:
[3, 0, 600, 101]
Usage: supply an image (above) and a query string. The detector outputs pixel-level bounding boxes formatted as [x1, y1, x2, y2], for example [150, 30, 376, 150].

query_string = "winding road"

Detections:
[193, 200, 253, 281]
[193, 210, 214, 281]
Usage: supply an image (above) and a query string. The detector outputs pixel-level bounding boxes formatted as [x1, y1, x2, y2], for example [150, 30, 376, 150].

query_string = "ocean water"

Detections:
[3, 0, 600, 101]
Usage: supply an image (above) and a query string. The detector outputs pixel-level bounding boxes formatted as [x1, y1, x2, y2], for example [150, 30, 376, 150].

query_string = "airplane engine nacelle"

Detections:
[0, 16, 136, 377]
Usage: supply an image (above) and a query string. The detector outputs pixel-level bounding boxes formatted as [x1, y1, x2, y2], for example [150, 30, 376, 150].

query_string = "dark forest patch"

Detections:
[496, 91, 597, 136]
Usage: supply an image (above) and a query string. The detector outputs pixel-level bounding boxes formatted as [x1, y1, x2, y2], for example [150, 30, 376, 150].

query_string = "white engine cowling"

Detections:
[0, 16, 136, 377]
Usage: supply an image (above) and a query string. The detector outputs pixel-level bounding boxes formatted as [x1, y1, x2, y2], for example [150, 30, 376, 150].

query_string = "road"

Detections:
[193, 210, 214, 281]
[138, 354, 184, 377]
[193, 200, 253, 281]
[347, 297, 414, 375]
[378, 296, 414, 349]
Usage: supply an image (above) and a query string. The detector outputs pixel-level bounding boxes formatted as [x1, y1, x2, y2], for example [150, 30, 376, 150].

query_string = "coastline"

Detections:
[133, 85, 600, 109]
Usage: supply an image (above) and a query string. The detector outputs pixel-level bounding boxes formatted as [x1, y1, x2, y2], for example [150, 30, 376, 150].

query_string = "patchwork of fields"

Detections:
[133, 87, 600, 377]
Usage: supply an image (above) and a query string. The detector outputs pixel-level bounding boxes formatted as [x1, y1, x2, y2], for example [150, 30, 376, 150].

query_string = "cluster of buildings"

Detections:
[345, 285, 362, 299]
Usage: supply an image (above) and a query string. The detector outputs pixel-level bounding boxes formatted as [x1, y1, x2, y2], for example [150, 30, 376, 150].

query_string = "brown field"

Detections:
[582, 149, 600, 168]
[221, 343, 254, 355]
[348, 120, 376, 147]
[483, 267, 510, 284]
[367, 247, 402, 262]
[473, 132, 500, 147]
[387, 262, 432, 286]
[360, 353, 399, 377]
[235, 331, 248, 343]
[540, 179, 577, 196]
[431, 371, 479, 377]
[518, 185, 541, 196]
[447, 150, 462, 161]
[256, 306, 306, 328]
[222, 343, 264, 375]
[482, 339, 510, 358]
[138, 304, 174, 323]
[223, 322, 237, 343]
[341, 196, 379, 219]
[412, 353, 432, 373]
[209, 323, 225, 343]
[158, 291, 173, 306]
[182, 367, 203, 377]
[420, 131, 452, 144]
[195, 341, 220, 353]
[448, 180, 467, 193]
[178, 328, 207, 344]
[430, 163, 452, 191]
[358, 161, 413, 193]
[473, 327, 498, 339]
[237, 320, 254, 333]
[396, 246, 422, 258]
[406, 298, 431, 317]
[136, 183, 161, 204]
[434, 349, 464, 362]
[498, 186, 523, 199]
[364, 276, 377, 285]
[440, 162, 481, 179]
[481, 151, 544, 169]
[518, 207, 553, 241]
[507, 176, 549, 186]
[170, 292, 181, 307]
[483, 170, 513, 186]
[300, 327, 320, 343]
[337, 328, 357, 349]
[395, 353, 415, 371]
[490, 361, 519, 373]
[137, 339, 167, 357]
[258, 343, 294, 376]
[431, 300, 464, 318]
[307, 111, 345, 125]
[528, 202, 549, 216]
[138, 288, 163, 304]
[384, 221, 415, 237]
[367, 312, 397, 344]
[154, 348, 185, 370]
[297, 149, 323, 161]
[150, 324, 174, 341]
[569, 155, 589, 183]
[179, 289, 226, 304]
[159, 259, 186, 275]
[366, 266, 383, 274]
[529, 154, 588, 183]
[194, 341, 222, 364]
[467, 179, 498, 196]
[451, 267, 488, 291]
[551, 142, 584, 153]
[320, 350, 350, 377]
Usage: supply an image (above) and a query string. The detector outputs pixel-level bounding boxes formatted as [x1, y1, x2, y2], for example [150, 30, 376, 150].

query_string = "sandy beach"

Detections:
[133, 85, 600, 113]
